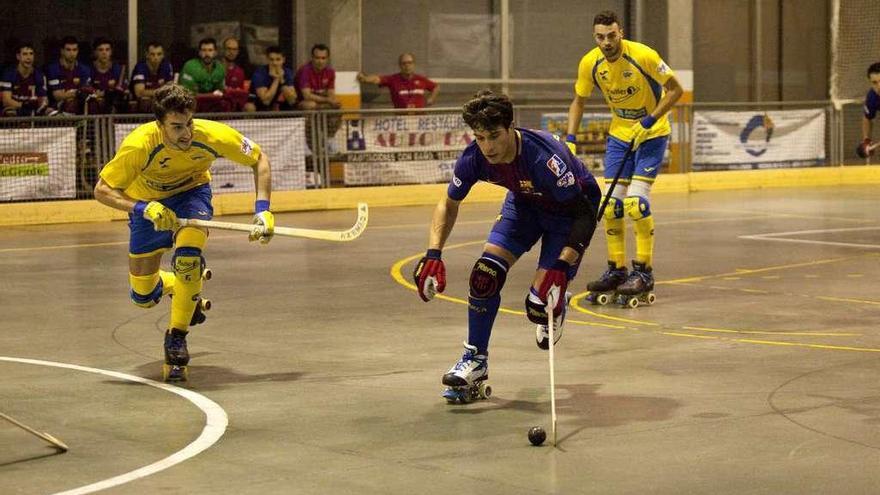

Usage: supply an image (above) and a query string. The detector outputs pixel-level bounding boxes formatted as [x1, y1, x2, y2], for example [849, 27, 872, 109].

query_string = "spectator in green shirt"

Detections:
[179, 38, 230, 111]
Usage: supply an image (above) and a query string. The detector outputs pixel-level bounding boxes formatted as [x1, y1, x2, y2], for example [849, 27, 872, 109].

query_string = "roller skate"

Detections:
[441, 342, 491, 404]
[615, 261, 656, 308]
[585, 261, 628, 305]
[536, 291, 572, 350]
[162, 328, 190, 382]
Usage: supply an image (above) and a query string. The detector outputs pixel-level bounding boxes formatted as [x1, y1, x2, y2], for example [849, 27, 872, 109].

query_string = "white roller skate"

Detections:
[536, 291, 572, 350]
[441, 342, 491, 404]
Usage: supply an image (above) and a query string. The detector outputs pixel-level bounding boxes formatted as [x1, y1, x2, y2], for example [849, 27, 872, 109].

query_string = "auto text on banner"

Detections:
[113, 118, 307, 192]
[341, 114, 473, 186]
[692, 109, 826, 171]
[0, 127, 76, 201]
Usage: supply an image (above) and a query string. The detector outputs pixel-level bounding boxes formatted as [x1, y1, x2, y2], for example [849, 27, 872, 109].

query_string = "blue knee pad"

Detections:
[469, 253, 509, 299]
[130, 279, 164, 308]
[605, 197, 625, 220]
[624, 196, 651, 220]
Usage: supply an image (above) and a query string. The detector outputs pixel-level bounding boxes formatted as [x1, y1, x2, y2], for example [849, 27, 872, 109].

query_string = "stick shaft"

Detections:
[595, 143, 635, 220]
[547, 294, 557, 447]
[0, 411, 68, 452]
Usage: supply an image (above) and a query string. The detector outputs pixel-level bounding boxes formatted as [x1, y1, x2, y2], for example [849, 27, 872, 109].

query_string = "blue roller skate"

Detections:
[616, 261, 656, 308]
[441, 343, 491, 404]
[585, 261, 628, 306]
[163, 328, 190, 382]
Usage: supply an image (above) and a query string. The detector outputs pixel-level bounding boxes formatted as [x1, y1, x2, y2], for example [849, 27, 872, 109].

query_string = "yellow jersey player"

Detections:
[94, 83, 274, 381]
[566, 10, 682, 307]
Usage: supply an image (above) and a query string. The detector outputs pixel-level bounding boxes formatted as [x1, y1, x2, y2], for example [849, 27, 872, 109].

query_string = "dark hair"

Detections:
[311, 43, 330, 56]
[153, 84, 197, 122]
[198, 37, 217, 50]
[461, 89, 514, 131]
[868, 62, 880, 78]
[593, 10, 620, 27]
[93, 37, 112, 50]
[266, 45, 283, 56]
[60, 36, 78, 47]
[146, 41, 163, 51]
[16, 42, 35, 54]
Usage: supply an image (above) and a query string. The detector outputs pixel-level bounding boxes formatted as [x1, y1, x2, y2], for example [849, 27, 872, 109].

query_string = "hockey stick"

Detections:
[178, 202, 369, 242]
[595, 142, 635, 220]
[546, 288, 559, 447]
[0, 411, 69, 452]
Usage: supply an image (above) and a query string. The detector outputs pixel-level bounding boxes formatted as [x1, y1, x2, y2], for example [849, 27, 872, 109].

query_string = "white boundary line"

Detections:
[740, 226, 880, 249]
[0, 356, 228, 495]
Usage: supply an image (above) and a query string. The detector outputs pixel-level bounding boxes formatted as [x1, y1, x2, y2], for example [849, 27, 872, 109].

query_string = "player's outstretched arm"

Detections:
[566, 94, 586, 143]
[94, 178, 179, 231]
[356, 72, 380, 85]
[249, 151, 274, 244]
[413, 196, 460, 302]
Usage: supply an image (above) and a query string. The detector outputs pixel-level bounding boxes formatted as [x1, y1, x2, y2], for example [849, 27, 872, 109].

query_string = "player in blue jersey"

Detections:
[46, 36, 95, 114]
[414, 89, 602, 402]
[857, 62, 880, 159]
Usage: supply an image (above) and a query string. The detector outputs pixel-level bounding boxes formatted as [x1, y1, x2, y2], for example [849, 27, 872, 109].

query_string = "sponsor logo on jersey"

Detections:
[546, 154, 567, 177]
[556, 171, 575, 188]
[159, 157, 171, 168]
[452, 174, 462, 187]
[607, 86, 640, 104]
[623, 70, 633, 79]
[658, 61, 670, 75]
[598, 70, 609, 81]
[240, 137, 253, 155]
[615, 107, 649, 120]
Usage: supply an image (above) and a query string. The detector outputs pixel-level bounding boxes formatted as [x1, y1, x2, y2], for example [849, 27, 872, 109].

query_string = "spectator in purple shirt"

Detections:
[130, 41, 174, 113]
[1, 43, 50, 116]
[90, 37, 128, 113]
[45, 36, 95, 114]
[294, 44, 340, 110]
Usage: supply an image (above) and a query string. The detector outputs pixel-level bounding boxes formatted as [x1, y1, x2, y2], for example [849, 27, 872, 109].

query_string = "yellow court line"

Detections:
[568, 292, 660, 326]
[816, 295, 880, 306]
[0, 233, 240, 254]
[660, 255, 866, 285]
[682, 326, 860, 337]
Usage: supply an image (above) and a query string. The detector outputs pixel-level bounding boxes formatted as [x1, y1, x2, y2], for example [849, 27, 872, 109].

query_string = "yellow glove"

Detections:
[135, 201, 179, 231]
[631, 115, 657, 150]
[250, 201, 275, 244]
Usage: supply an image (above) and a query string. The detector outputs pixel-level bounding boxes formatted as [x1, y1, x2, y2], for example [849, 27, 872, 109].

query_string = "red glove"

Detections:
[537, 260, 569, 316]
[857, 138, 874, 158]
[413, 249, 446, 302]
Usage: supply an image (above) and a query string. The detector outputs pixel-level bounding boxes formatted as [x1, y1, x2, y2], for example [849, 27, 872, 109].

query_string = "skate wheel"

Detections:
[202, 268, 212, 281]
[200, 299, 212, 311]
[627, 297, 639, 309]
[646, 293, 656, 305]
[163, 364, 188, 382]
[482, 385, 492, 399]
[596, 293, 610, 306]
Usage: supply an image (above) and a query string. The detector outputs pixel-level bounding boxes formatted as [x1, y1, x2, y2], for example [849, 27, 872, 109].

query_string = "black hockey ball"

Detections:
[528, 426, 546, 446]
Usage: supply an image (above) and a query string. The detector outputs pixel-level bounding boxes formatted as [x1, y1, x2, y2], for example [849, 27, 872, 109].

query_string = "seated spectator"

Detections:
[130, 41, 174, 113]
[1, 43, 50, 116]
[90, 37, 128, 114]
[357, 53, 439, 108]
[222, 37, 249, 111]
[46, 36, 95, 114]
[247, 46, 296, 112]
[179, 37, 230, 112]
[294, 43, 340, 110]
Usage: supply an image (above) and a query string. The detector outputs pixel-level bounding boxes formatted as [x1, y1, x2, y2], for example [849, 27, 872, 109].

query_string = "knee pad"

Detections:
[604, 197, 625, 220]
[624, 196, 651, 220]
[172, 247, 204, 283]
[129, 273, 163, 308]
[469, 254, 509, 300]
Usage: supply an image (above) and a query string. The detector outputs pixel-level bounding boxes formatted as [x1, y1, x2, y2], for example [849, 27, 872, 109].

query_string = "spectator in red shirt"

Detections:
[294, 43, 341, 110]
[357, 53, 439, 108]
[222, 37, 249, 111]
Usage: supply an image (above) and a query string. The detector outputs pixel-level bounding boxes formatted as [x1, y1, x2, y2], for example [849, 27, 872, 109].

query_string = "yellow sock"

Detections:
[159, 270, 175, 297]
[129, 272, 162, 308]
[169, 227, 207, 331]
[633, 215, 655, 267]
[605, 217, 626, 268]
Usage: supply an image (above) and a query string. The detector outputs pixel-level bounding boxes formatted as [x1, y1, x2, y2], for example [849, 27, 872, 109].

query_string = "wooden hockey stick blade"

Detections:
[0, 412, 69, 452]
[179, 202, 369, 242]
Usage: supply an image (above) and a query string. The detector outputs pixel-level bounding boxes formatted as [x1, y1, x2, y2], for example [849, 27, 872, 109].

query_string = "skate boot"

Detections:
[585, 261, 628, 305]
[162, 328, 190, 382]
[616, 261, 656, 308]
[441, 342, 491, 404]
[536, 291, 572, 350]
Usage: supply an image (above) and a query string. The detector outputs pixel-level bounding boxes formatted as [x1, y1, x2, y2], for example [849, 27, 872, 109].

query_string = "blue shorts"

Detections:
[129, 184, 213, 256]
[604, 134, 669, 184]
[487, 193, 586, 278]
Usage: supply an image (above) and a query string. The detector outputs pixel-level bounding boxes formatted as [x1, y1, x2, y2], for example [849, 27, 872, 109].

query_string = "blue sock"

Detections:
[467, 252, 509, 356]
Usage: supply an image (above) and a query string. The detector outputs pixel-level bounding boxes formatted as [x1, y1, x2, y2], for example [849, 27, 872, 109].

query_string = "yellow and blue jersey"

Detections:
[574, 39, 675, 143]
[100, 118, 261, 201]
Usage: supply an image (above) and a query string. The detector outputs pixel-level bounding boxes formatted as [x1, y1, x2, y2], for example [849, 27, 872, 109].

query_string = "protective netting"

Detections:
[830, 0, 880, 105]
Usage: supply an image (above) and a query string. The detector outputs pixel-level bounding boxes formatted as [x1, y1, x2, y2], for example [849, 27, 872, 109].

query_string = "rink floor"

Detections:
[3, 185, 880, 494]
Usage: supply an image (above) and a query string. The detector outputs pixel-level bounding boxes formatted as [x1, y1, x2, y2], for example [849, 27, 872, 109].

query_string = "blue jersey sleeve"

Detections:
[447, 148, 480, 201]
[160, 61, 174, 81]
[45, 63, 61, 91]
[251, 67, 270, 91]
[34, 69, 47, 97]
[0, 67, 13, 93]
[78, 64, 92, 87]
[865, 90, 880, 120]
[284, 67, 295, 87]
[131, 62, 147, 85]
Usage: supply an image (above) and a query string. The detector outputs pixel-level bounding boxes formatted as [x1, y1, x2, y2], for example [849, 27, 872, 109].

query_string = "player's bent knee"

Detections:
[173, 247, 204, 282]
[469, 254, 509, 300]
[604, 197, 625, 220]
[624, 196, 651, 220]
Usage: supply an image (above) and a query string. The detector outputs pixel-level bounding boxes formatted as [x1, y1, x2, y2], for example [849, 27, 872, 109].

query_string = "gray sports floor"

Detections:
[3, 185, 880, 494]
